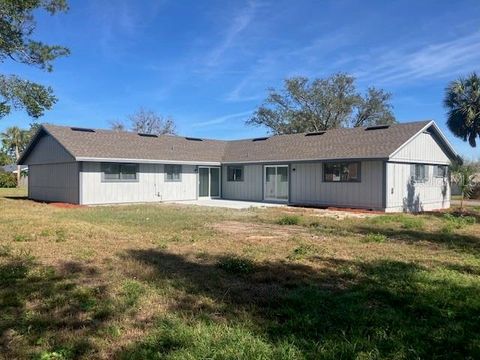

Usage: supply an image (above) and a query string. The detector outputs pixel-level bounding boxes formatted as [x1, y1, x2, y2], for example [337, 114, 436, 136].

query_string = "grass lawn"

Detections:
[1, 188, 480, 359]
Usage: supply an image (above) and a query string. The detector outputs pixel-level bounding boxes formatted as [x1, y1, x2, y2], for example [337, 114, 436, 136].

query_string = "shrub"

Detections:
[217, 256, 254, 274]
[0, 172, 16, 188]
[276, 215, 301, 225]
[363, 233, 387, 243]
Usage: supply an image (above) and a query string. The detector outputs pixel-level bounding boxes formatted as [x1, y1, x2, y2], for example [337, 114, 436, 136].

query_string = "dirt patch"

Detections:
[211, 221, 303, 239]
[282, 207, 379, 219]
[49, 202, 85, 208]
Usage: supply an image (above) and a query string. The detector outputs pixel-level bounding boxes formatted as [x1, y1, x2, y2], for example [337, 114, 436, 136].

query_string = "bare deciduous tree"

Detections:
[109, 109, 177, 135]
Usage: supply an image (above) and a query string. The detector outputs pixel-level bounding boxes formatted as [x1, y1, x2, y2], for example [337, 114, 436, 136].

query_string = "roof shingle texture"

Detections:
[42, 121, 431, 163]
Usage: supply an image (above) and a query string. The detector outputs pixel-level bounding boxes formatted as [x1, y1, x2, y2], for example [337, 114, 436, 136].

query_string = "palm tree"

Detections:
[444, 72, 480, 147]
[1, 127, 28, 187]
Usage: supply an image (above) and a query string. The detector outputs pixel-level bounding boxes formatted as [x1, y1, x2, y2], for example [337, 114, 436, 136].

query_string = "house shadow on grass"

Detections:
[118, 249, 480, 359]
[0, 256, 121, 359]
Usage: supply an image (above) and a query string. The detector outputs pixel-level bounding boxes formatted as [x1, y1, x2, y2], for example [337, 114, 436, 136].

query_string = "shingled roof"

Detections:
[19, 120, 456, 165]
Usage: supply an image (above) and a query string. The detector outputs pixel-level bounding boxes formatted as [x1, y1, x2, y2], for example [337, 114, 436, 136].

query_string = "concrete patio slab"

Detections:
[167, 198, 285, 209]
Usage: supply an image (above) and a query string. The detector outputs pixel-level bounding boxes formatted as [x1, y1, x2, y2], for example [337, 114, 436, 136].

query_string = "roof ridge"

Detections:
[43, 119, 433, 143]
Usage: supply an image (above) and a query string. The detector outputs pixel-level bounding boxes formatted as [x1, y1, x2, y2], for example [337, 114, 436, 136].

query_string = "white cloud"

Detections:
[355, 31, 480, 85]
[204, 1, 259, 68]
[190, 110, 253, 128]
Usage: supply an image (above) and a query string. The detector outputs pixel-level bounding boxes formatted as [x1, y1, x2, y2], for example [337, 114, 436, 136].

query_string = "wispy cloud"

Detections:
[354, 31, 480, 85]
[204, 1, 259, 68]
[224, 29, 353, 102]
[190, 110, 253, 128]
[89, 0, 165, 57]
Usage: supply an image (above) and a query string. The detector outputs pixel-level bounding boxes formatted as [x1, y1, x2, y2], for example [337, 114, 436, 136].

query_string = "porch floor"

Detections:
[168, 198, 286, 209]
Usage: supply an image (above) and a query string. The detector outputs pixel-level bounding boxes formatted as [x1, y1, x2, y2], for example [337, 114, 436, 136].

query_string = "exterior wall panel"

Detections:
[390, 132, 450, 164]
[290, 160, 384, 209]
[80, 162, 197, 205]
[385, 162, 450, 212]
[22, 134, 74, 165]
[29, 163, 79, 203]
[221, 165, 263, 201]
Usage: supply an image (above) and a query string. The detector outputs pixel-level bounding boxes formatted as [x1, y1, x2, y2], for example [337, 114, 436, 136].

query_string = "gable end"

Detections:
[18, 127, 76, 165]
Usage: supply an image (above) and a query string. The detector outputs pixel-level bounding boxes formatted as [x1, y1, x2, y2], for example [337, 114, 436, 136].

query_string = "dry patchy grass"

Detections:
[1, 188, 480, 359]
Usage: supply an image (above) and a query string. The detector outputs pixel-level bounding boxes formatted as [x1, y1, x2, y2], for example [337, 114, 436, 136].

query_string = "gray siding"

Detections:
[22, 134, 74, 165]
[385, 162, 450, 212]
[221, 164, 263, 201]
[29, 163, 79, 203]
[390, 132, 450, 164]
[80, 162, 197, 205]
[290, 160, 384, 209]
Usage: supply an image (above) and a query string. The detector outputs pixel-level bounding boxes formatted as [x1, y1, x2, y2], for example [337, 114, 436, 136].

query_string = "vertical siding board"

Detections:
[391, 132, 450, 164]
[22, 134, 74, 165]
[385, 162, 450, 212]
[221, 164, 263, 201]
[29, 162, 79, 203]
[80, 162, 197, 205]
[289, 160, 384, 209]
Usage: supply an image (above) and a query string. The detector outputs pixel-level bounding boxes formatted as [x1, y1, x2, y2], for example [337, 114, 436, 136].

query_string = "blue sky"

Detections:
[2, 0, 480, 159]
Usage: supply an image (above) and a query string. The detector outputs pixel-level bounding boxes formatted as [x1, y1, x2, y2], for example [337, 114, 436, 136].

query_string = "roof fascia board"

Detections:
[76, 157, 221, 166]
[387, 159, 450, 165]
[388, 121, 458, 161]
[221, 157, 388, 165]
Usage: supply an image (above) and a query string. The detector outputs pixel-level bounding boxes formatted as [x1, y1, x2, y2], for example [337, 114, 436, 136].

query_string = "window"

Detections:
[227, 166, 244, 182]
[412, 164, 428, 182]
[323, 162, 360, 182]
[434, 165, 448, 178]
[165, 164, 182, 182]
[102, 163, 138, 182]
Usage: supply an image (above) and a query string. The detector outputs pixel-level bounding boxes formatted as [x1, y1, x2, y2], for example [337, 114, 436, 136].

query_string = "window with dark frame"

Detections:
[165, 164, 182, 182]
[412, 164, 428, 182]
[434, 165, 448, 178]
[323, 162, 360, 182]
[227, 166, 244, 182]
[102, 163, 138, 181]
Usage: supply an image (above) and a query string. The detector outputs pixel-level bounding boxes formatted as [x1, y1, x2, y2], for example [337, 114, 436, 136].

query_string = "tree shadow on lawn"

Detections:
[353, 223, 480, 257]
[0, 257, 120, 359]
[119, 249, 480, 359]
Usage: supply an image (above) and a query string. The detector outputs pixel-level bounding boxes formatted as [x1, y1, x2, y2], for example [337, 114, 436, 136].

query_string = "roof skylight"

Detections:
[305, 131, 326, 136]
[71, 127, 95, 132]
[365, 125, 390, 131]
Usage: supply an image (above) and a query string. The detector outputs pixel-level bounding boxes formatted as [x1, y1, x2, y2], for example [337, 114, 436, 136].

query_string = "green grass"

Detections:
[363, 232, 388, 243]
[287, 243, 317, 260]
[1, 187, 480, 359]
[217, 256, 255, 274]
[276, 215, 301, 225]
[370, 214, 425, 230]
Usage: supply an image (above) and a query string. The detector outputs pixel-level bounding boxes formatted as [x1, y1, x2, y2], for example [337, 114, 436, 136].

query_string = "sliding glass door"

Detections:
[198, 167, 220, 198]
[264, 165, 288, 202]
